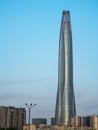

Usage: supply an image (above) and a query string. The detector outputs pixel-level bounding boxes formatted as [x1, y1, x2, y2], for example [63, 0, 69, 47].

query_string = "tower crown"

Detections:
[62, 11, 70, 22]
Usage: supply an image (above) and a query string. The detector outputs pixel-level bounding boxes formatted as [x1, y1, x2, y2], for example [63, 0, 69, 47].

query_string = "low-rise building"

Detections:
[23, 124, 36, 130]
[23, 125, 92, 130]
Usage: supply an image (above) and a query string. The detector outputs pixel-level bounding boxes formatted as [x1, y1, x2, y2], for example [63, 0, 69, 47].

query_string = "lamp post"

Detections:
[25, 103, 37, 130]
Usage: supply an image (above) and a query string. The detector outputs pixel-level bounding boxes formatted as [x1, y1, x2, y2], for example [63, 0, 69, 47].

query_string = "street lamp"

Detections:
[25, 103, 37, 127]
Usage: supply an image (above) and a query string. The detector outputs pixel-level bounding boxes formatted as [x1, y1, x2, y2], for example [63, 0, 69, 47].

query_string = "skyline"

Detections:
[0, 0, 98, 123]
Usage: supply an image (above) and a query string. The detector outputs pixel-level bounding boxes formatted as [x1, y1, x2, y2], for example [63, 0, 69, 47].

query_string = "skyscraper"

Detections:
[55, 11, 76, 125]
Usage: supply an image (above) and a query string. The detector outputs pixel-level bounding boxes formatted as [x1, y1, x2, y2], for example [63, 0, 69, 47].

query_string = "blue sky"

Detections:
[0, 0, 98, 124]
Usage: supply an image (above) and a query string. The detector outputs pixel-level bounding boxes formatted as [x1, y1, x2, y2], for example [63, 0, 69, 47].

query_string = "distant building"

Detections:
[0, 106, 26, 130]
[51, 117, 55, 126]
[32, 118, 47, 126]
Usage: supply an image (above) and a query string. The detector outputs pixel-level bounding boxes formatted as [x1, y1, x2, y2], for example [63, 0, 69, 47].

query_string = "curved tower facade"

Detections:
[55, 11, 76, 125]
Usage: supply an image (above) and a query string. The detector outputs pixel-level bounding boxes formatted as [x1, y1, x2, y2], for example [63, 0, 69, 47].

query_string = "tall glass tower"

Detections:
[55, 11, 76, 125]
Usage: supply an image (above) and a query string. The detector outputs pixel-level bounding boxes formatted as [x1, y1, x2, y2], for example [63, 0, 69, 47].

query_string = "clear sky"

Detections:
[0, 0, 98, 124]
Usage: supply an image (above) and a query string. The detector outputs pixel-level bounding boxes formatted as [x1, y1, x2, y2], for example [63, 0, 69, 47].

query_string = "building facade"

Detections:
[0, 106, 7, 128]
[0, 106, 26, 130]
[55, 11, 76, 125]
[17, 108, 26, 130]
[6, 106, 18, 128]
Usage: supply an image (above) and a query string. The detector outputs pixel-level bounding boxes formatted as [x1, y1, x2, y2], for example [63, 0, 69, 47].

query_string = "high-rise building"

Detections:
[0, 106, 26, 130]
[55, 11, 76, 125]
[32, 118, 47, 126]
